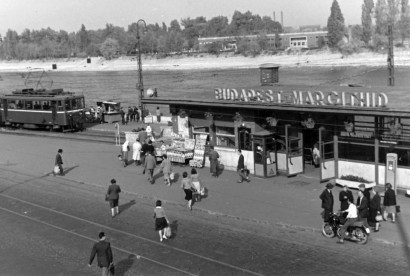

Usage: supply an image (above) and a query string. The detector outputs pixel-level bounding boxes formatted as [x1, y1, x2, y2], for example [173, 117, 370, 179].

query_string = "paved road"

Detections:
[0, 168, 409, 275]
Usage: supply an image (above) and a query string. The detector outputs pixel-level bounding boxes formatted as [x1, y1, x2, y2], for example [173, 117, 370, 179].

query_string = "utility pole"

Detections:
[387, 25, 395, 86]
[136, 19, 147, 118]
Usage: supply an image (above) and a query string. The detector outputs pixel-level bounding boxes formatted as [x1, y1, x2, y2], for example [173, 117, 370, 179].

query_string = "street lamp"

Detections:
[136, 19, 147, 118]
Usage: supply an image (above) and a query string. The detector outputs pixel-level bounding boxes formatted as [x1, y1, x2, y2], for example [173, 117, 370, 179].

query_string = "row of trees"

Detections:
[0, 11, 282, 60]
[327, 0, 410, 53]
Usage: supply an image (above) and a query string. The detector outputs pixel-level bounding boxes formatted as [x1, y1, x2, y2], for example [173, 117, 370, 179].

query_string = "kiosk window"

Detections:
[216, 126, 235, 148]
[339, 143, 374, 162]
[238, 127, 252, 150]
[379, 147, 410, 167]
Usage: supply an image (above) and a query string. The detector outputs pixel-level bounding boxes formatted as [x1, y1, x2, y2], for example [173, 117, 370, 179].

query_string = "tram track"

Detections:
[0, 127, 123, 145]
[0, 169, 266, 276]
[0, 167, 393, 276]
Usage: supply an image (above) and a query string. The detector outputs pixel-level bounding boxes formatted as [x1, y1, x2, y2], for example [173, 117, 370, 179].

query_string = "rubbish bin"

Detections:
[87, 57, 91, 63]
[52, 64, 57, 70]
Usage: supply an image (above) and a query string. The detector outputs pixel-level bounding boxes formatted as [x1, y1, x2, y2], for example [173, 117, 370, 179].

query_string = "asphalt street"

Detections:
[0, 158, 409, 275]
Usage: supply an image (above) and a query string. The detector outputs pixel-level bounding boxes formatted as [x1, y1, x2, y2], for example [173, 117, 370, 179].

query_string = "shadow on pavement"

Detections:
[115, 254, 135, 276]
[63, 165, 79, 175]
[119, 200, 136, 214]
[169, 220, 178, 239]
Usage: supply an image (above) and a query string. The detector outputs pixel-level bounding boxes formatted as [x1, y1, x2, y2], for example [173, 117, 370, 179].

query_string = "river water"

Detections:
[1, 67, 409, 109]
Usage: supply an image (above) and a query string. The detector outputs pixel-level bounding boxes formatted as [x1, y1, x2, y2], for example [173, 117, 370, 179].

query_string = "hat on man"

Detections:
[326, 183, 334, 189]
[358, 183, 366, 189]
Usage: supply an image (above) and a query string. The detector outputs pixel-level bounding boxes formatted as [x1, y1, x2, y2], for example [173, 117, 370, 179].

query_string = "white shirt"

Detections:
[346, 203, 358, 219]
[122, 141, 129, 151]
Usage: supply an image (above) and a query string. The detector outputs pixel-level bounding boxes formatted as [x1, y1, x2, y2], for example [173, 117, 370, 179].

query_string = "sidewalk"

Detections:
[1, 132, 410, 247]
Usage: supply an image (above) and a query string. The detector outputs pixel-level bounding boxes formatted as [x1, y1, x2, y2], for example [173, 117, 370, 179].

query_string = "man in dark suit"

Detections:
[144, 151, 157, 184]
[319, 183, 334, 223]
[357, 190, 370, 231]
[339, 185, 354, 212]
[88, 232, 113, 276]
[54, 149, 64, 176]
[208, 146, 219, 177]
[237, 149, 250, 183]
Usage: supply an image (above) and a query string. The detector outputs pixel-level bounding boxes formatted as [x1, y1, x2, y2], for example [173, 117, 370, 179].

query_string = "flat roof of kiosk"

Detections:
[142, 84, 410, 118]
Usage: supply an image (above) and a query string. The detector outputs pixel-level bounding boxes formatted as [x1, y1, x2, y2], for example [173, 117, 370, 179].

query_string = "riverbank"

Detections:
[1, 48, 410, 72]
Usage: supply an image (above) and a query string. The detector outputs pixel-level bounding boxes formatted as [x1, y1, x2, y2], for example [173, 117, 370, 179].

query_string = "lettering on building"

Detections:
[214, 88, 389, 108]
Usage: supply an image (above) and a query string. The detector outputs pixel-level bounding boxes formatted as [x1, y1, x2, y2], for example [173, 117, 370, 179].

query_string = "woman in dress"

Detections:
[312, 143, 320, 168]
[190, 168, 202, 202]
[383, 183, 397, 223]
[159, 154, 172, 186]
[153, 200, 170, 242]
[107, 179, 121, 217]
[181, 171, 193, 210]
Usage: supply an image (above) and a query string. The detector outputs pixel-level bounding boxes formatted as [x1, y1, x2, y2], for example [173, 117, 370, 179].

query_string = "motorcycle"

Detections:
[322, 212, 369, 245]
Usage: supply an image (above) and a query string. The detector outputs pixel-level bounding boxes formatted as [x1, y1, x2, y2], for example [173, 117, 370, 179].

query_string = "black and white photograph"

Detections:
[1, 0, 410, 275]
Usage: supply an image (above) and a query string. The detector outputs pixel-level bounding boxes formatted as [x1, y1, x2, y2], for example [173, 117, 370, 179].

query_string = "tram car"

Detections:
[0, 88, 86, 131]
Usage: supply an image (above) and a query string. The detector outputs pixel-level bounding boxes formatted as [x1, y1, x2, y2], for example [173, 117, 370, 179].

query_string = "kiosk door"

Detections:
[285, 125, 304, 176]
[319, 128, 336, 182]
[252, 131, 277, 178]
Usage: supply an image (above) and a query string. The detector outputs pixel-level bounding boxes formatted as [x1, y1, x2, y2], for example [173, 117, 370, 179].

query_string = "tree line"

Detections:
[1, 1, 409, 60]
[327, 0, 410, 54]
[0, 10, 281, 60]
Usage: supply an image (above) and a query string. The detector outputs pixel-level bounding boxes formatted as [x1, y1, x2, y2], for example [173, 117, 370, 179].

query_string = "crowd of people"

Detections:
[320, 182, 398, 244]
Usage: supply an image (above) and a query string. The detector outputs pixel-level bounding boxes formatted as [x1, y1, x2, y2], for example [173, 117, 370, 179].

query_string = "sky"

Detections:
[0, 0, 362, 36]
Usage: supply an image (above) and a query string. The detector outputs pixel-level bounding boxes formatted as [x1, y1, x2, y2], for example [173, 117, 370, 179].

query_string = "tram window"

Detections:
[24, 101, 33, 109]
[78, 98, 85, 108]
[16, 100, 23, 109]
[65, 100, 72, 110]
[8, 100, 16, 109]
[57, 101, 64, 111]
[33, 101, 41, 110]
[41, 101, 50, 110]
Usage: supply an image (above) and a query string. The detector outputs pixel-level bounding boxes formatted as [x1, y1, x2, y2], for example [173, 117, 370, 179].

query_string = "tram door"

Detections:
[51, 101, 57, 125]
[285, 124, 304, 176]
[319, 127, 336, 182]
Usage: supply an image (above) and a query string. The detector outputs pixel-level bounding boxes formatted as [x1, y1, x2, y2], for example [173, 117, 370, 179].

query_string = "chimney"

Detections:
[281, 11, 283, 27]
[273, 11, 276, 21]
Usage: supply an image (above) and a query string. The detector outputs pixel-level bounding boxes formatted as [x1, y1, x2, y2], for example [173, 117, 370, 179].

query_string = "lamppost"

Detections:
[136, 19, 147, 118]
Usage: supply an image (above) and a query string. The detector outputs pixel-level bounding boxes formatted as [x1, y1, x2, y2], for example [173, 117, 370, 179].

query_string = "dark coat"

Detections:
[237, 154, 245, 170]
[369, 193, 381, 212]
[144, 154, 157, 170]
[209, 149, 219, 161]
[319, 189, 334, 211]
[89, 240, 113, 268]
[55, 153, 63, 165]
[357, 196, 369, 218]
[383, 188, 397, 206]
[107, 184, 121, 200]
[141, 143, 154, 155]
[339, 190, 354, 211]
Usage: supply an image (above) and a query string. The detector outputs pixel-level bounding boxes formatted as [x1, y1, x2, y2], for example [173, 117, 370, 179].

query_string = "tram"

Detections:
[0, 88, 86, 131]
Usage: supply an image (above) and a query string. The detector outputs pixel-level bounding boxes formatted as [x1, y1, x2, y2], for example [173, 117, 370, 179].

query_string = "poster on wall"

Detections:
[189, 134, 208, 168]
[178, 116, 189, 138]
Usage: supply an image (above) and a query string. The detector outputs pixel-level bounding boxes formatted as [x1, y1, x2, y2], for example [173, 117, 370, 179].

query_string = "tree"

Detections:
[100, 38, 120, 59]
[327, 0, 346, 47]
[375, 0, 389, 35]
[77, 24, 89, 52]
[204, 16, 229, 37]
[398, 0, 410, 43]
[169, 20, 181, 33]
[361, 0, 374, 45]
